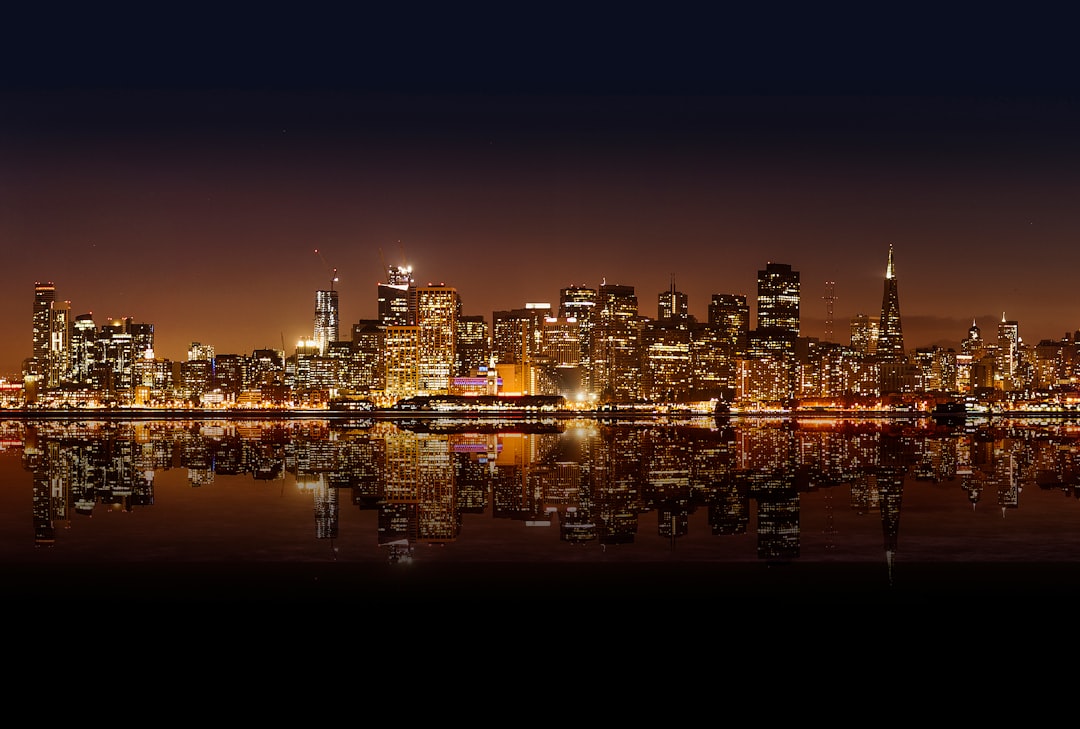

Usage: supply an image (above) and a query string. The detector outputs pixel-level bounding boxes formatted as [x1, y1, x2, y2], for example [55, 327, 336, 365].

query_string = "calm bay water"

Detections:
[4, 414, 1080, 617]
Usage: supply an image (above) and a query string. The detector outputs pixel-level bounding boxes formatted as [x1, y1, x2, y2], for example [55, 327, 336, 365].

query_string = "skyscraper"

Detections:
[657, 276, 689, 327]
[751, 263, 799, 357]
[378, 264, 413, 328]
[314, 289, 340, 354]
[756, 263, 800, 334]
[414, 285, 458, 394]
[32, 281, 56, 364]
[876, 244, 905, 361]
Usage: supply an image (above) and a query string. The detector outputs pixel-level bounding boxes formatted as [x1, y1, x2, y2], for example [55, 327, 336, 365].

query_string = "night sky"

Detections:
[4, 10, 1080, 377]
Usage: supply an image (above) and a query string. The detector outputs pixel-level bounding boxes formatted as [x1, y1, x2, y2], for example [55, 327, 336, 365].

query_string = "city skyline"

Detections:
[5, 19, 1080, 378]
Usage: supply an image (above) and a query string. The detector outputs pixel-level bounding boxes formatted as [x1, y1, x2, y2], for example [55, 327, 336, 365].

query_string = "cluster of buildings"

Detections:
[7, 245, 1080, 411]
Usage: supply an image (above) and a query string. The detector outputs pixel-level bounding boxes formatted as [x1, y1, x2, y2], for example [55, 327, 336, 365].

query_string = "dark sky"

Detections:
[3, 9, 1080, 376]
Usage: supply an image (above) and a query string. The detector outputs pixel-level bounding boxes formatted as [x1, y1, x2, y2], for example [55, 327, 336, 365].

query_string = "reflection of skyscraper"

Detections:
[876, 245, 905, 361]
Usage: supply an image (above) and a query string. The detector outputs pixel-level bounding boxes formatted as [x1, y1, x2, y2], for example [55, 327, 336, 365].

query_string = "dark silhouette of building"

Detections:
[876, 244, 905, 361]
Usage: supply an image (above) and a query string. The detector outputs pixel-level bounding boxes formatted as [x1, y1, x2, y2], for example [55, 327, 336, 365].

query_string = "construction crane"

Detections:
[314, 248, 339, 291]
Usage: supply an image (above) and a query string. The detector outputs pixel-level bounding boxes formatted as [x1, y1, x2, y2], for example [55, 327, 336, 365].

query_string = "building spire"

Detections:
[885, 243, 895, 280]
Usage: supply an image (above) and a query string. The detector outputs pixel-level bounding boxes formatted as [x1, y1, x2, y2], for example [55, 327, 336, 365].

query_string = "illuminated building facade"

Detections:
[591, 283, 641, 400]
[756, 263, 800, 336]
[455, 314, 489, 377]
[32, 281, 56, 364]
[997, 313, 1019, 386]
[46, 299, 72, 387]
[657, 277, 689, 328]
[559, 285, 597, 390]
[708, 294, 750, 354]
[414, 285, 458, 394]
[378, 264, 413, 328]
[384, 325, 420, 400]
[351, 319, 385, 393]
[641, 318, 691, 401]
[850, 314, 879, 355]
[875, 245, 905, 362]
[313, 289, 340, 355]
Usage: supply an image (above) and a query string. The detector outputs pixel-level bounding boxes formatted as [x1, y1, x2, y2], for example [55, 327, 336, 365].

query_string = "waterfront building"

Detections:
[559, 285, 597, 392]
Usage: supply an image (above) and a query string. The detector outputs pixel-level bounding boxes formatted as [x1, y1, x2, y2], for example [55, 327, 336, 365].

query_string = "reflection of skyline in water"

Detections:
[13, 417, 1080, 576]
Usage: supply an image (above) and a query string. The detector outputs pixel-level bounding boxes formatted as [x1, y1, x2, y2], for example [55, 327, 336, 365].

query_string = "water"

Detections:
[5, 414, 1080, 618]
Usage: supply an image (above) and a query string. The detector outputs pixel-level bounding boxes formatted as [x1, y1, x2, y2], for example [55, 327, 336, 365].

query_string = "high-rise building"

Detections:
[46, 300, 72, 387]
[756, 263, 800, 335]
[559, 285, 597, 390]
[997, 313, 1020, 382]
[591, 283, 641, 400]
[455, 314, 489, 377]
[378, 264, 414, 328]
[314, 289, 340, 354]
[414, 285, 459, 394]
[850, 314, 880, 355]
[657, 277, 689, 328]
[876, 244, 905, 361]
[32, 281, 56, 364]
[708, 294, 750, 353]
[751, 263, 800, 357]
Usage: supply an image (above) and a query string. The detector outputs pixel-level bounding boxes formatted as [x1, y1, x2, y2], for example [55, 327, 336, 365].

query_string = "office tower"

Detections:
[876, 244, 905, 361]
[70, 314, 97, 384]
[378, 264, 414, 327]
[46, 300, 72, 387]
[962, 318, 983, 356]
[455, 314, 489, 377]
[314, 289, 340, 354]
[559, 285, 596, 390]
[850, 313, 880, 355]
[751, 263, 800, 358]
[708, 293, 750, 353]
[756, 262, 800, 334]
[32, 281, 56, 363]
[997, 313, 1020, 382]
[188, 342, 215, 362]
[351, 319, 385, 393]
[591, 283, 641, 400]
[657, 276, 689, 328]
[414, 285, 458, 394]
[383, 325, 420, 400]
[491, 305, 550, 366]
[641, 319, 691, 401]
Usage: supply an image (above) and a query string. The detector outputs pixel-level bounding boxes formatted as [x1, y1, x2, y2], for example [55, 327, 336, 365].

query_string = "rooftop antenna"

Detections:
[314, 248, 339, 292]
